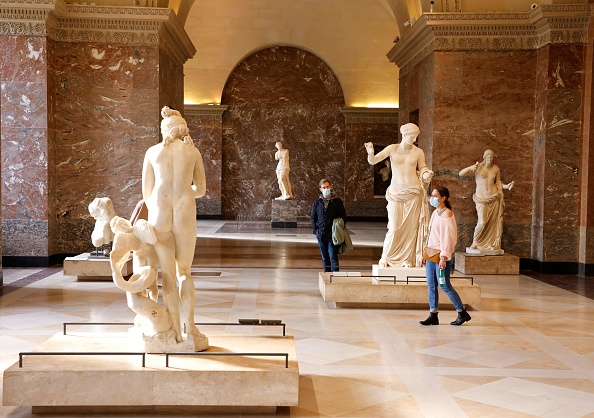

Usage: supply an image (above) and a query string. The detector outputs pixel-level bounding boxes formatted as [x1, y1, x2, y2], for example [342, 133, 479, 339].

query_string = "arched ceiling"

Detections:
[181, 0, 402, 107]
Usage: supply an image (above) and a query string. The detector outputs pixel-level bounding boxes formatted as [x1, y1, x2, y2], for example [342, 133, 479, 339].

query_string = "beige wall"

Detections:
[183, 0, 400, 107]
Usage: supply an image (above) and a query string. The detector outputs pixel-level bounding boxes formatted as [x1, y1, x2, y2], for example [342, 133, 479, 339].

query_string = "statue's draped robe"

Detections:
[379, 169, 430, 268]
[471, 187, 504, 250]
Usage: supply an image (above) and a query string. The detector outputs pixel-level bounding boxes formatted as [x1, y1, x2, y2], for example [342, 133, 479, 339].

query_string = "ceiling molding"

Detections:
[340, 107, 399, 124]
[0, 0, 196, 64]
[388, 5, 594, 77]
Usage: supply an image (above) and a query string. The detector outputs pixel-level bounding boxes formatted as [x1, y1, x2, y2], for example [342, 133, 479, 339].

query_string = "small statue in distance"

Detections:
[88, 197, 116, 256]
[274, 142, 293, 200]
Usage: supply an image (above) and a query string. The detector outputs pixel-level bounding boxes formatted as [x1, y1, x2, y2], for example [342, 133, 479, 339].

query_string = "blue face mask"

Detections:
[429, 197, 440, 207]
[322, 188, 332, 197]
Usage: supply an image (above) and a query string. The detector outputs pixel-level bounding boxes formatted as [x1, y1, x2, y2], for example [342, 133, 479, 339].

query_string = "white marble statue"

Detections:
[88, 197, 116, 255]
[459, 149, 515, 254]
[365, 123, 433, 267]
[274, 142, 293, 200]
[142, 106, 208, 351]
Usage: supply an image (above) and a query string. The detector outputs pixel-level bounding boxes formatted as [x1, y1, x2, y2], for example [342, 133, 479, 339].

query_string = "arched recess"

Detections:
[220, 46, 346, 221]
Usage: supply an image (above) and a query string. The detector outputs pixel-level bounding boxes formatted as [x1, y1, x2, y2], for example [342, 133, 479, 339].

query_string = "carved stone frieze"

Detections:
[388, 5, 594, 75]
[0, 0, 196, 64]
[340, 107, 399, 124]
[184, 105, 229, 120]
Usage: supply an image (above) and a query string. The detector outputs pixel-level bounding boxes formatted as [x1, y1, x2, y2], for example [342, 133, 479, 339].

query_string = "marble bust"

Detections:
[141, 106, 208, 351]
[274, 142, 293, 200]
[459, 149, 515, 254]
[88, 197, 116, 255]
[365, 123, 433, 267]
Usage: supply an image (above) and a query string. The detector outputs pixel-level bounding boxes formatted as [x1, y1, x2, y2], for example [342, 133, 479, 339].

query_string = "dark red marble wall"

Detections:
[533, 44, 584, 263]
[185, 110, 223, 217]
[160, 50, 184, 114]
[0, 35, 51, 260]
[220, 46, 346, 221]
[400, 50, 537, 258]
[52, 42, 161, 253]
[344, 121, 396, 218]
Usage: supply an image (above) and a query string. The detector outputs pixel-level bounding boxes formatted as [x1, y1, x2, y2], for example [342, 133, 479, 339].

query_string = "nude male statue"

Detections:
[274, 142, 293, 200]
[142, 106, 208, 350]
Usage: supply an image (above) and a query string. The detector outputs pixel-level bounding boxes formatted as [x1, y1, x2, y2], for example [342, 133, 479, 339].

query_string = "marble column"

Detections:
[388, 5, 592, 271]
[1, 2, 195, 265]
[579, 14, 594, 276]
[532, 43, 584, 270]
[185, 104, 228, 218]
[340, 107, 398, 218]
[1, 6, 53, 266]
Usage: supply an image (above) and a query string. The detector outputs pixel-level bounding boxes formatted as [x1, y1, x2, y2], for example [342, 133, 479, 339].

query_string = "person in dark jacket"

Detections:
[311, 178, 347, 272]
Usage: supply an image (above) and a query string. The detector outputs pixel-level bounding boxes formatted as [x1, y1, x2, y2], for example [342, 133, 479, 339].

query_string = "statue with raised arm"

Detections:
[274, 142, 293, 200]
[365, 123, 434, 268]
[142, 106, 208, 351]
[459, 149, 515, 254]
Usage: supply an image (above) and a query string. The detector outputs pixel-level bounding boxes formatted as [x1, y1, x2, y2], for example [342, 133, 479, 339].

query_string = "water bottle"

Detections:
[438, 268, 446, 287]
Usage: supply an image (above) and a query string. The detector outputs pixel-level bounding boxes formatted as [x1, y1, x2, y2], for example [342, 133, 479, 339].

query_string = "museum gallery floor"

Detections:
[1, 221, 594, 417]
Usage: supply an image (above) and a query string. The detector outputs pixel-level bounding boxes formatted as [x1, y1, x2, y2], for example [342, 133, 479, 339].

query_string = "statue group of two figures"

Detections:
[364, 123, 514, 268]
[88, 106, 209, 353]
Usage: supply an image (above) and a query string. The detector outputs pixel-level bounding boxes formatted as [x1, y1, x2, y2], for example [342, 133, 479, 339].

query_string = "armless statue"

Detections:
[142, 106, 208, 350]
[459, 149, 514, 253]
[365, 123, 433, 267]
[274, 142, 293, 200]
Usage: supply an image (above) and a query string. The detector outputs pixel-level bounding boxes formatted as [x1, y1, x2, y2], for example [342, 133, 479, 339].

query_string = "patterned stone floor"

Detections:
[1, 221, 594, 417]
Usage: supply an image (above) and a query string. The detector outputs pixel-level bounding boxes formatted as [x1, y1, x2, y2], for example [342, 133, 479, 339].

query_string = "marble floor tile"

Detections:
[1, 221, 594, 417]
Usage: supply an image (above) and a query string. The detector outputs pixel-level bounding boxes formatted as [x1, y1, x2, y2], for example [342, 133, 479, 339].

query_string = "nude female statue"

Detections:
[274, 142, 293, 200]
[365, 123, 434, 267]
[459, 149, 514, 252]
[142, 106, 208, 350]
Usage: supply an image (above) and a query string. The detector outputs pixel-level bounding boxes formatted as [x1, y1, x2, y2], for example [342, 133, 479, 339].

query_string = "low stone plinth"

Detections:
[319, 271, 480, 309]
[63, 252, 132, 281]
[271, 199, 297, 228]
[455, 252, 519, 275]
[3, 332, 298, 414]
[372, 264, 426, 282]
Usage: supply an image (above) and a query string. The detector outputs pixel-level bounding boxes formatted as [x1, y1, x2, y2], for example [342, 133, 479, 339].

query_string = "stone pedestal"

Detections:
[319, 272, 480, 309]
[455, 252, 520, 275]
[63, 253, 132, 281]
[3, 332, 299, 414]
[271, 199, 297, 228]
[371, 264, 426, 282]
[466, 248, 505, 256]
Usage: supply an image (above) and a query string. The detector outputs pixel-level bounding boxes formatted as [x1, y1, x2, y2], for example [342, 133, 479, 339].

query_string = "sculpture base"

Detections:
[372, 264, 426, 282]
[455, 252, 519, 275]
[63, 252, 132, 281]
[3, 332, 298, 412]
[320, 271, 480, 309]
[466, 247, 505, 256]
[271, 199, 297, 228]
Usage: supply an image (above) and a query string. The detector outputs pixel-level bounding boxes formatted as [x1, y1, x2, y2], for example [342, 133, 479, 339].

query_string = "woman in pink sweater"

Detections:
[420, 186, 472, 326]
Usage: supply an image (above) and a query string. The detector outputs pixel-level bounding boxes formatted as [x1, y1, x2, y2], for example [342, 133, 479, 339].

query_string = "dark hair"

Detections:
[433, 186, 452, 210]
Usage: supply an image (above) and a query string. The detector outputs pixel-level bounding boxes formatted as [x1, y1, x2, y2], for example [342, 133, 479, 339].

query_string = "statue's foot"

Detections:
[187, 329, 209, 352]
[379, 259, 387, 268]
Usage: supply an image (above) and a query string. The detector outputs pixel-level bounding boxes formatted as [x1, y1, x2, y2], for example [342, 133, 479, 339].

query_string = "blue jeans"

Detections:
[425, 260, 464, 312]
[317, 237, 339, 272]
